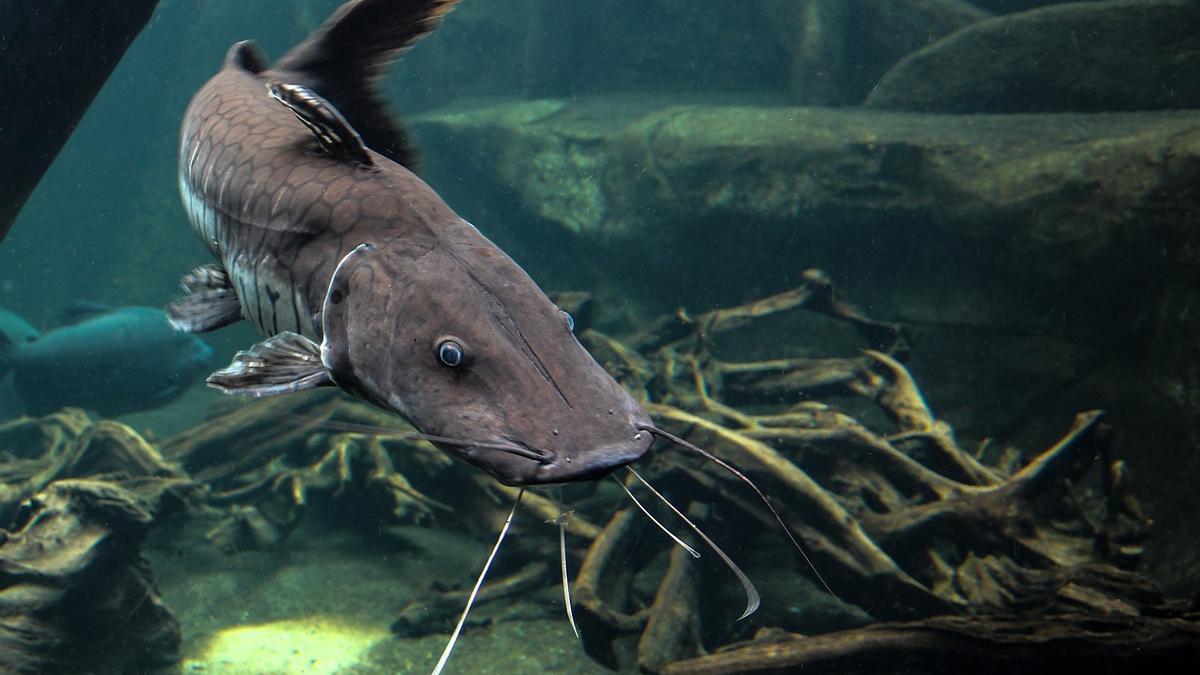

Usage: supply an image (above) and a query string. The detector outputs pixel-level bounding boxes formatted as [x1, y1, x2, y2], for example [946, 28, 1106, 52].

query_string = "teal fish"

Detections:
[0, 306, 213, 417]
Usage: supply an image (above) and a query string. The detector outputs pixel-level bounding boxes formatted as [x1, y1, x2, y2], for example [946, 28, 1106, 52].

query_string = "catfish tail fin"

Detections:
[268, 0, 461, 170]
[0, 331, 14, 379]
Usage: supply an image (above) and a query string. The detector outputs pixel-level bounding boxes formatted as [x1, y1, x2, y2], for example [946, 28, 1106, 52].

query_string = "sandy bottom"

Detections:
[147, 518, 620, 675]
[183, 616, 387, 674]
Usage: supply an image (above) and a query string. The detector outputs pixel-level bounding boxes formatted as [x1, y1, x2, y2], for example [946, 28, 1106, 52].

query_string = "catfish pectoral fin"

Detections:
[166, 264, 244, 333]
[207, 332, 333, 396]
[166, 291, 243, 333]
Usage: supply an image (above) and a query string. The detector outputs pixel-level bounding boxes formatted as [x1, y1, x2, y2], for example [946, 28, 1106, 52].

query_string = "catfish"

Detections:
[169, 0, 653, 487]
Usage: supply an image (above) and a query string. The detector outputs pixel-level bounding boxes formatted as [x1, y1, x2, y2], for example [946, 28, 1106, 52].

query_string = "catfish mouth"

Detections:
[456, 426, 655, 487]
[531, 429, 655, 485]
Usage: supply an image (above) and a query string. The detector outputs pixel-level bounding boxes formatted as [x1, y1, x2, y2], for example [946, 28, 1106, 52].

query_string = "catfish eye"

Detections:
[436, 339, 465, 368]
[559, 309, 575, 333]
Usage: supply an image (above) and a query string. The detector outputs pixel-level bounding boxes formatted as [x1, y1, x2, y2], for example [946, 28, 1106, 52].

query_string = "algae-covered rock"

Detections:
[414, 97, 1200, 306]
[865, 0, 1200, 113]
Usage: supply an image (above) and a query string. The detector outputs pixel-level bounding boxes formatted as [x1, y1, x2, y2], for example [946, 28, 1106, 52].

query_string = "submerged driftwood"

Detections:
[664, 608, 1200, 675]
[0, 270, 1183, 672]
[0, 410, 189, 523]
[161, 270, 1168, 670]
[0, 479, 180, 674]
[564, 272, 1169, 671]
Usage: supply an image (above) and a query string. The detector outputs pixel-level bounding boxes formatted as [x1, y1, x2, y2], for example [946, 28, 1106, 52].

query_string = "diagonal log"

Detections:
[855, 350, 1000, 486]
[661, 612, 1200, 675]
[638, 501, 707, 674]
[161, 391, 340, 484]
[572, 508, 652, 669]
[629, 269, 906, 355]
[714, 356, 868, 405]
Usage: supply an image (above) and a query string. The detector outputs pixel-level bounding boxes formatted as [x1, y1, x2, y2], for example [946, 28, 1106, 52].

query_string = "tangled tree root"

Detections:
[0, 269, 1184, 672]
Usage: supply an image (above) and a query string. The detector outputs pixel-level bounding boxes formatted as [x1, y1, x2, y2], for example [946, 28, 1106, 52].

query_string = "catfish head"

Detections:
[319, 234, 653, 486]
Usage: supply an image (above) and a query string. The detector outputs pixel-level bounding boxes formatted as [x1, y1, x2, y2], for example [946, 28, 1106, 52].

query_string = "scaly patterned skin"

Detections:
[179, 60, 452, 341]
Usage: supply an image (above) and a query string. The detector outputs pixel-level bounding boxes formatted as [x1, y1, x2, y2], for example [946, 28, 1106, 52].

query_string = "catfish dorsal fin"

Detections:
[224, 40, 267, 74]
[60, 300, 115, 325]
[267, 82, 374, 167]
[267, 0, 464, 170]
[0, 332, 14, 378]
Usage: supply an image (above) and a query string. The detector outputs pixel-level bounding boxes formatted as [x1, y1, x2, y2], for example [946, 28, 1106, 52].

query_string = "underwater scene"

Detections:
[2, 0, 1199, 673]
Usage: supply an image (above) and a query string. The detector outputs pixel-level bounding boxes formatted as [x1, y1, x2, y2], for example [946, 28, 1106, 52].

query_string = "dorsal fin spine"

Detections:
[266, 82, 374, 167]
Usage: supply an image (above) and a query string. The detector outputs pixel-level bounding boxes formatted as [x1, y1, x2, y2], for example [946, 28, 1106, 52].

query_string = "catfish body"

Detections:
[171, 0, 652, 486]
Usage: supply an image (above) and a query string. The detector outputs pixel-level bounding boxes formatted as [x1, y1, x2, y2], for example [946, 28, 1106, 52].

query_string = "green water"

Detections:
[2, 1, 1199, 673]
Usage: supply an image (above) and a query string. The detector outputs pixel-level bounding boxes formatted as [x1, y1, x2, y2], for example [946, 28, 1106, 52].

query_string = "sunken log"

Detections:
[0, 0, 160, 241]
[391, 561, 552, 638]
[662, 612, 1200, 675]
[0, 409, 187, 524]
[0, 480, 180, 673]
[637, 503, 706, 674]
[573, 508, 653, 669]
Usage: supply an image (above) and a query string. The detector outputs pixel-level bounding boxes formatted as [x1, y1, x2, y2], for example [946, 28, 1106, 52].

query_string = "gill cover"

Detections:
[320, 243, 384, 404]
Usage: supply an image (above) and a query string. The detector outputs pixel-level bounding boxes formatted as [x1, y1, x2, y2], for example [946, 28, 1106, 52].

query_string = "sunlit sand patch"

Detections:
[183, 615, 388, 675]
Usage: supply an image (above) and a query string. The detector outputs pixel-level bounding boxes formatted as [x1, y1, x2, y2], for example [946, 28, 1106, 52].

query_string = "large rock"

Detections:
[413, 98, 1198, 324]
[865, 0, 1200, 113]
